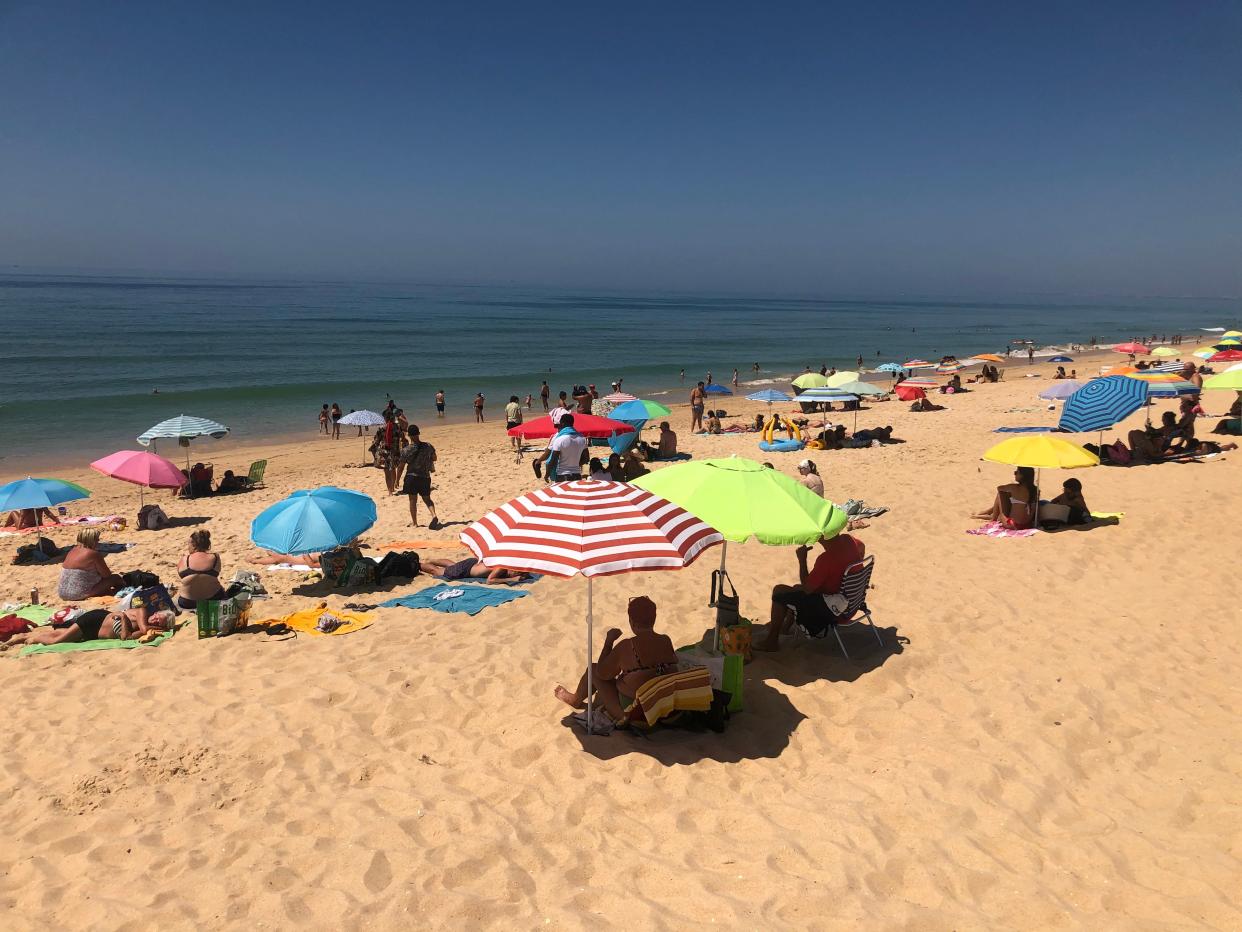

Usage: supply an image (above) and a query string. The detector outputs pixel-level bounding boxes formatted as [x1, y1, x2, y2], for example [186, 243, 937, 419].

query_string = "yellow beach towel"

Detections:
[258, 608, 374, 637]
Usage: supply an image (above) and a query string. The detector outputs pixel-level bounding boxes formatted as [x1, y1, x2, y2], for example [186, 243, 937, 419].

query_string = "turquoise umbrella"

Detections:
[251, 487, 376, 555]
[0, 477, 91, 511]
[609, 399, 672, 420]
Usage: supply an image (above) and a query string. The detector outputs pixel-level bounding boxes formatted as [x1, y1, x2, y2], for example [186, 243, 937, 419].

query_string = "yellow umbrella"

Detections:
[1150, 346, 1179, 357]
[825, 370, 860, 387]
[983, 435, 1098, 525]
[1203, 369, 1242, 391]
[973, 353, 1005, 363]
[1223, 330, 1242, 338]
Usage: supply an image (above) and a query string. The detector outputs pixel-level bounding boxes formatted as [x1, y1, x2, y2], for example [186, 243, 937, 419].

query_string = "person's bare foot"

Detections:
[554, 685, 584, 709]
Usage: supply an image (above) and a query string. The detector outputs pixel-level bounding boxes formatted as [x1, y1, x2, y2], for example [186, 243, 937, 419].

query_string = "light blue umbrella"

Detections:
[1059, 377, 1147, 433]
[609, 399, 672, 421]
[0, 477, 91, 511]
[251, 487, 377, 555]
[876, 363, 907, 375]
[1048, 355, 1074, 363]
[746, 389, 792, 404]
[1039, 380, 1086, 401]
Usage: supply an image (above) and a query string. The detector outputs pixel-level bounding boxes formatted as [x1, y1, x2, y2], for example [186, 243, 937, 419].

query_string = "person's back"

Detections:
[658, 424, 677, 456]
[807, 534, 866, 595]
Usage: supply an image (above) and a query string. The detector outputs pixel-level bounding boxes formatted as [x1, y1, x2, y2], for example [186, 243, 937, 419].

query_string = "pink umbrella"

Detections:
[90, 450, 186, 505]
[1113, 342, 1149, 355]
[508, 414, 636, 440]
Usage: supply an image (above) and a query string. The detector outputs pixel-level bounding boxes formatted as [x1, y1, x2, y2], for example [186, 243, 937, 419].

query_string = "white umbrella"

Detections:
[337, 410, 387, 464]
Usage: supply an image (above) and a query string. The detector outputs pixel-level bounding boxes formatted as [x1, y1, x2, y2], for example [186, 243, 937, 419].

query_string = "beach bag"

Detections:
[709, 570, 740, 627]
[676, 647, 745, 714]
[337, 555, 380, 588]
[719, 620, 753, 663]
[0, 614, 34, 643]
[196, 596, 248, 638]
[377, 550, 420, 580]
[123, 583, 180, 616]
[319, 548, 354, 581]
[137, 504, 169, 531]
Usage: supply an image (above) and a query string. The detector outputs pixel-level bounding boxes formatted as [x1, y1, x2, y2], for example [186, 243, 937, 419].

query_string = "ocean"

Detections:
[0, 273, 1232, 473]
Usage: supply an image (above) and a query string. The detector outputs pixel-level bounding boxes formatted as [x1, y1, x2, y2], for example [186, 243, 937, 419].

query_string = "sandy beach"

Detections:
[2, 355, 1240, 930]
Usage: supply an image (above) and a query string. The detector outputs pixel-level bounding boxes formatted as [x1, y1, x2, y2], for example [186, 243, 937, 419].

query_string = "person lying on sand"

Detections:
[4, 507, 60, 530]
[910, 397, 945, 412]
[2, 606, 172, 650]
[758, 533, 866, 652]
[554, 596, 677, 721]
[421, 557, 529, 584]
[973, 467, 1039, 529]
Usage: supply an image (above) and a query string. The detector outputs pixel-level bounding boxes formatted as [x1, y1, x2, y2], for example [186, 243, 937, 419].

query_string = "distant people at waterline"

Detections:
[331, 403, 342, 439]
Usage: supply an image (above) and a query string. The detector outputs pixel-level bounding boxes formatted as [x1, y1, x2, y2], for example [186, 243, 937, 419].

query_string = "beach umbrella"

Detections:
[935, 361, 967, 374]
[792, 373, 830, 390]
[894, 385, 927, 402]
[1048, 355, 1074, 363]
[1225, 330, 1242, 338]
[337, 409, 387, 465]
[1039, 380, 1086, 401]
[746, 389, 793, 406]
[982, 436, 1098, 524]
[1142, 379, 1200, 399]
[1193, 349, 1214, 360]
[250, 486, 377, 556]
[90, 450, 186, 506]
[703, 383, 732, 395]
[973, 354, 1005, 363]
[902, 359, 934, 368]
[602, 392, 636, 404]
[461, 479, 722, 732]
[1149, 347, 1178, 357]
[1100, 364, 1138, 376]
[1059, 376, 1147, 434]
[1209, 350, 1242, 363]
[875, 363, 908, 376]
[897, 376, 940, 391]
[796, 387, 858, 402]
[0, 477, 90, 512]
[824, 370, 860, 387]
[1212, 341, 1241, 352]
[608, 399, 672, 421]
[831, 380, 886, 397]
[1203, 368, 1242, 391]
[508, 413, 635, 440]
[137, 415, 230, 485]
[1112, 342, 1149, 355]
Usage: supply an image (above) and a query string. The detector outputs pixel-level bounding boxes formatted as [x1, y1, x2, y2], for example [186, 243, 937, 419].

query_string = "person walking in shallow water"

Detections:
[435, 390, 445, 418]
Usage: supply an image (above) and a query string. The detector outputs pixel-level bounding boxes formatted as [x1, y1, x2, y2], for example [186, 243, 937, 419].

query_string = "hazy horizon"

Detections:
[2, 2, 1240, 295]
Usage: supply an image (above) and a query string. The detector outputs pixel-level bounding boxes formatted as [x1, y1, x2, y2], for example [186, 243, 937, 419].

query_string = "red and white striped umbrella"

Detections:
[602, 391, 636, 403]
[461, 479, 722, 577]
[461, 479, 723, 732]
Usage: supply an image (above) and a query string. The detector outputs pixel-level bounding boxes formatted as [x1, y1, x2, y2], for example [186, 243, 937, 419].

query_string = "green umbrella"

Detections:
[609, 398, 672, 420]
[1203, 368, 1242, 391]
[792, 372, 830, 390]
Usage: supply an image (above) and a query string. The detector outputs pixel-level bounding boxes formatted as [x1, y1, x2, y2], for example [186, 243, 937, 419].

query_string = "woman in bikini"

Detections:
[554, 596, 678, 721]
[176, 530, 225, 609]
[2, 605, 171, 650]
[419, 556, 528, 584]
[973, 466, 1039, 529]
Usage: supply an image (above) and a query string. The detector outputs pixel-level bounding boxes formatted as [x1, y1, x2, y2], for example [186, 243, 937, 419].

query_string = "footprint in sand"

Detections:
[364, 850, 393, 893]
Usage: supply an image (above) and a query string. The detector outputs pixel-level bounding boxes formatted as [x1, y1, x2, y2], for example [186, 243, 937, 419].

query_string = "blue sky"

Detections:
[1, 1, 1239, 294]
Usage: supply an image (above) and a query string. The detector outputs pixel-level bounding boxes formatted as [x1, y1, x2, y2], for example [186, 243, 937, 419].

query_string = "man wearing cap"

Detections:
[758, 532, 866, 651]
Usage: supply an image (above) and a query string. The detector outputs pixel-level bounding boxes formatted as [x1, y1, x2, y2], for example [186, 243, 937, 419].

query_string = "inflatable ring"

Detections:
[761, 415, 803, 444]
[759, 438, 805, 453]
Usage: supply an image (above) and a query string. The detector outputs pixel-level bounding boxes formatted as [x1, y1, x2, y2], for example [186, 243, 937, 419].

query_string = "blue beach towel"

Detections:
[380, 584, 529, 616]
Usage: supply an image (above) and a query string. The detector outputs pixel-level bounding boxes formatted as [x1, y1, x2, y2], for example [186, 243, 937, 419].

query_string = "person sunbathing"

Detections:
[4, 507, 59, 530]
[57, 528, 124, 600]
[2, 605, 171, 650]
[421, 556, 529, 584]
[973, 466, 1039, 529]
[910, 397, 945, 412]
[853, 425, 896, 443]
[176, 530, 226, 609]
[554, 595, 677, 720]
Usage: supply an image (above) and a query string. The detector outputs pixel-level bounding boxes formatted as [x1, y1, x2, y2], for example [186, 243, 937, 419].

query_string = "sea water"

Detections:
[0, 273, 1231, 471]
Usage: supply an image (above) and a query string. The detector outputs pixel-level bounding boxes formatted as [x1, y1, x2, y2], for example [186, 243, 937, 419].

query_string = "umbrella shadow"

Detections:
[752, 624, 906, 690]
[164, 516, 211, 528]
[561, 676, 806, 765]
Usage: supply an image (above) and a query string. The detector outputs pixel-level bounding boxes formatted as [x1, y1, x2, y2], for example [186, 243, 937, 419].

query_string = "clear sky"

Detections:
[1, 1, 1239, 295]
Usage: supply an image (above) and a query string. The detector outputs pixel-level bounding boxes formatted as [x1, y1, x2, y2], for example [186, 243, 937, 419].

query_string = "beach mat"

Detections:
[256, 608, 374, 636]
[966, 521, 1038, 539]
[20, 630, 175, 657]
[2, 604, 55, 625]
[380, 584, 528, 615]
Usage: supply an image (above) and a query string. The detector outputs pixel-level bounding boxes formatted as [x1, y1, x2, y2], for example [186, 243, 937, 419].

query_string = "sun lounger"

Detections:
[246, 459, 267, 488]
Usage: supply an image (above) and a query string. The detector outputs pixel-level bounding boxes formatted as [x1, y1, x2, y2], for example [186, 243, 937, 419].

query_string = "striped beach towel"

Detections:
[623, 665, 714, 727]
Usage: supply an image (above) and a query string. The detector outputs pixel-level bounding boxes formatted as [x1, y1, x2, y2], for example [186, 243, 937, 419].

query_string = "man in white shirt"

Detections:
[543, 414, 588, 482]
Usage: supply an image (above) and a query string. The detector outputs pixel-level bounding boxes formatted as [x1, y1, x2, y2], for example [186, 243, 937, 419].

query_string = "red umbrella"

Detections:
[894, 385, 927, 401]
[508, 414, 636, 439]
[1208, 350, 1242, 362]
[461, 479, 722, 731]
[1113, 342, 1149, 355]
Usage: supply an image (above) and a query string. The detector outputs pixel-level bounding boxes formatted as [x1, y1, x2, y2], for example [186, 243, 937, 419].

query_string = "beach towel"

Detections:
[966, 521, 1038, 539]
[1, 603, 55, 625]
[380, 584, 528, 615]
[20, 630, 175, 657]
[1091, 512, 1125, 520]
[0, 515, 125, 537]
[257, 607, 374, 637]
[624, 665, 714, 727]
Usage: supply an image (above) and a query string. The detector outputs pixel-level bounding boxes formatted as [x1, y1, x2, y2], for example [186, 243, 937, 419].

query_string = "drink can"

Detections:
[30, 587, 40, 605]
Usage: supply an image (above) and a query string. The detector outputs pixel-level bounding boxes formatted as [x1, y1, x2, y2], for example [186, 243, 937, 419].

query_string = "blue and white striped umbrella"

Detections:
[1059, 377, 1148, 433]
[1144, 379, 1200, 398]
[746, 389, 792, 404]
[1146, 362, 1186, 373]
[796, 387, 858, 402]
[138, 415, 230, 446]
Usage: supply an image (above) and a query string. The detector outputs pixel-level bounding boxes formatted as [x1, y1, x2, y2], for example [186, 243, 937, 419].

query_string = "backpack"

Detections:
[377, 550, 420, 580]
[0, 614, 34, 643]
[137, 504, 169, 530]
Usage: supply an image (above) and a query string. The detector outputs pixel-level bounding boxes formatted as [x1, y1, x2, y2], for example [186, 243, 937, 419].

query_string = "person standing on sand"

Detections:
[690, 381, 706, 432]
[395, 424, 441, 529]
[505, 395, 523, 450]
[331, 403, 342, 439]
[474, 392, 485, 423]
[540, 380, 550, 411]
[319, 405, 330, 434]
[1028, 346, 1035, 364]
[525, 393, 533, 410]
[435, 390, 445, 418]
[378, 410, 402, 494]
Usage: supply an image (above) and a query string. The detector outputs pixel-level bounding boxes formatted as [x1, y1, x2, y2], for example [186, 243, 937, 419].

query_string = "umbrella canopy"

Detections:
[138, 415, 229, 446]
[1193, 349, 1215, 359]
[1203, 368, 1242, 391]
[746, 389, 793, 403]
[792, 373, 830, 389]
[601, 392, 636, 404]
[337, 410, 386, 427]
[608, 399, 672, 420]
[1225, 330, 1242, 338]
[1112, 342, 1149, 355]
[0, 477, 91, 511]
[1038, 380, 1087, 401]
[1143, 379, 1201, 398]
[90, 450, 185, 489]
[1100, 364, 1138, 376]
[902, 359, 934, 368]
[796, 387, 858, 402]
[824, 370, 860, 387]
[632, 458, 848, 545]
[1211, 342, 1241, 352]
[1059, 376, 1148, 433]
[1149, 347, 1178, 357]
[1209, 350, 1242, 363]
[829, 379, 886, 397]
[703, 383, 732, 395]
[462, 479, 722, 578]
[875, 363, 908, 373]
[897, 376, 940, 390]
[894, 385, 927, 401]
[983, 436, 1099, 469]
[507, 414, 636, 440]
[250, 487, 376, 555]
[935, 361, 967, 374]
[972, 354, 1005, 363]
[1048, 355, 1074, 363]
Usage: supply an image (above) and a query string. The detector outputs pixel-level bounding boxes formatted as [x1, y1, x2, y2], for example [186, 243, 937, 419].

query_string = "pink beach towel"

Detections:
[966, 521, 1038, 539]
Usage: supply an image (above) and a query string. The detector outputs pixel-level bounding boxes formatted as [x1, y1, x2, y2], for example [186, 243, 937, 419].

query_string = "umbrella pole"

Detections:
[586, 576, 595, 734]
[713, 540, 729, 652]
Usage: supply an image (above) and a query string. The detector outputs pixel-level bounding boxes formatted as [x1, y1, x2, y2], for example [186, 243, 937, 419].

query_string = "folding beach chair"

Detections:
[245, 460, 267, 488]
[792, 556, 883, 659]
